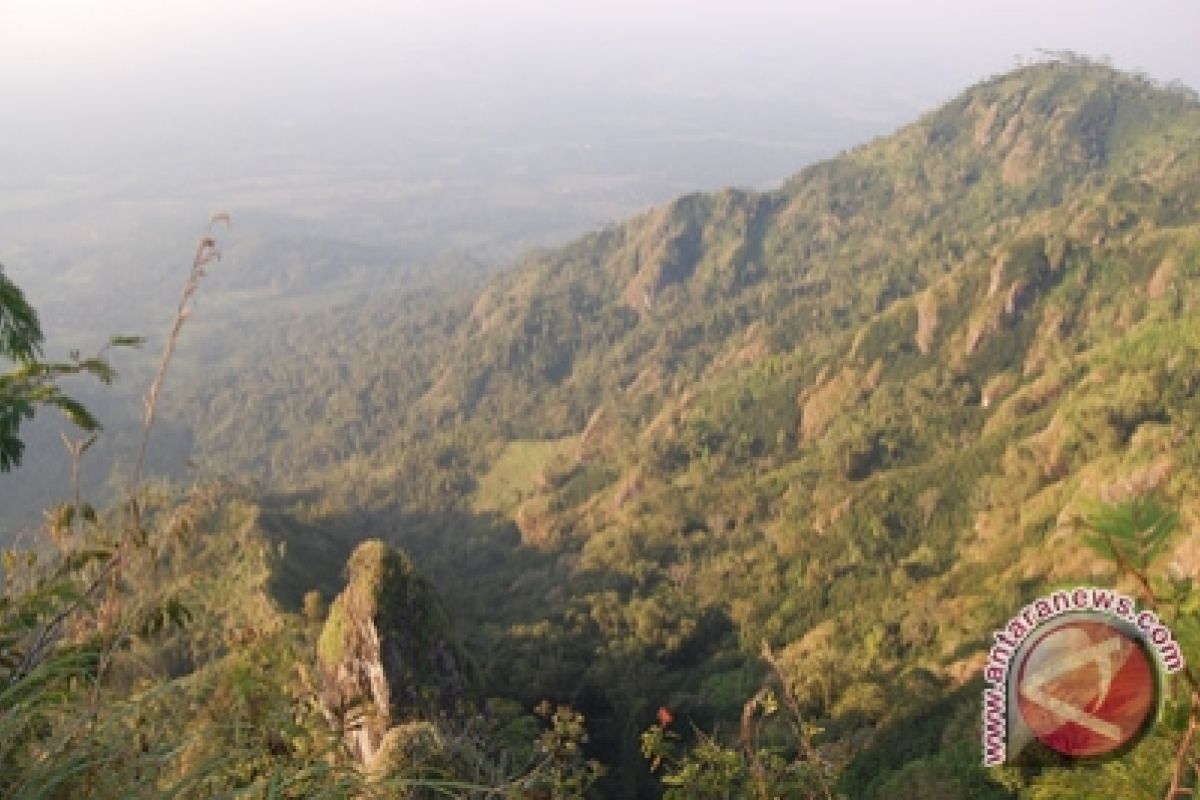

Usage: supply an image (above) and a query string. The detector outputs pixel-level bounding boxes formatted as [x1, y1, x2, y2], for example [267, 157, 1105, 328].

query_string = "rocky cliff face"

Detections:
[315, 540, 470, 768]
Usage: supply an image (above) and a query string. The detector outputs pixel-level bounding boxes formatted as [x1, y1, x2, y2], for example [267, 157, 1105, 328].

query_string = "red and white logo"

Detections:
[1015, 618, 1157, 758]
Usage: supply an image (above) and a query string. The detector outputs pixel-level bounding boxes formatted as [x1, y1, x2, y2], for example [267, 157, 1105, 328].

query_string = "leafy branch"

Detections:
[1, 264, 149, 474]
[1076, 497, 1198, 800]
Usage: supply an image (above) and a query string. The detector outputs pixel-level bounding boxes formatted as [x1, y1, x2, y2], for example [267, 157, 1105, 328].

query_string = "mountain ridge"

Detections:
[169, 61, 1200, 796]
[60, 58, 1200, 797]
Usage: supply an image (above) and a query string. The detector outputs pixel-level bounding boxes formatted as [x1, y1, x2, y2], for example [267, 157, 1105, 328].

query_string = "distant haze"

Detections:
[1, 0, 1198, 332]
[3, 0, 1197, 180]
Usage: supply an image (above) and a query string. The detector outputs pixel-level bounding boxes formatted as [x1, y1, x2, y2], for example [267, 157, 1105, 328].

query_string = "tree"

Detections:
[0, 265, 136, 472]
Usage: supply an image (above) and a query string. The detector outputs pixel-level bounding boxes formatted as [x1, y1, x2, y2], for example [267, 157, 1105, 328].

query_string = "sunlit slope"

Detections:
[171, 61, 1200, 795]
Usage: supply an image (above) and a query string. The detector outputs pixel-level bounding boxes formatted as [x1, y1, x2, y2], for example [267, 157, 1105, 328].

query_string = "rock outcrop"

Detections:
[316, 540, 470, 769]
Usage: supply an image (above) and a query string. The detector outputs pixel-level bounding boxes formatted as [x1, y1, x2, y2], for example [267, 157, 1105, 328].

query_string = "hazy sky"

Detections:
[4, 1, 1197, 163]
[2, 0, 1199, 252]
[4, 1, 1197, 86]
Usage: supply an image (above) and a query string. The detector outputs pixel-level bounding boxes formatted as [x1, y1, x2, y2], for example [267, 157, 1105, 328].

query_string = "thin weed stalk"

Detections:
[128, 213, 229, 539]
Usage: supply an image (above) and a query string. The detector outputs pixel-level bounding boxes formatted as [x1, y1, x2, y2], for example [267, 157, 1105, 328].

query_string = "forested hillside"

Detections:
[6, 59, 1200, 797]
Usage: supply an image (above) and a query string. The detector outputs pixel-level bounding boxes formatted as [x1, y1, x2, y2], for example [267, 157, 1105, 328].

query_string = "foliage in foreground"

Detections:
[0, 232, 601, 798]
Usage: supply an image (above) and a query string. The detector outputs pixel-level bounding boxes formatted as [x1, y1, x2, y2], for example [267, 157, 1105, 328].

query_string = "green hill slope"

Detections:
[100, 60, 1200, 796]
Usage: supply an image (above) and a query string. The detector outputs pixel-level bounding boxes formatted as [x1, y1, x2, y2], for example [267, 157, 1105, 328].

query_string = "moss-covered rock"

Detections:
[316, 540, 471, 766]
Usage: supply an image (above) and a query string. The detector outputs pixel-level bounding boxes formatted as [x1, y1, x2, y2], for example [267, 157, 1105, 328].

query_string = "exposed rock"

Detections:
[915, 287, 939, 355]
[1001, 136, 1037, 185]
[577, 406, 614, 463]
[708, 321, 770, 374]
[962, 313, 996, 359]
[619, 198, 705, 311]
[1023, 305, 1067, 376]
[1004, 278, 1029, 315]
[514, 496, 556, 546]
[812, 496, 852, 535]
[862, 359, 884, 392]
[981, 372, 1018, 409]
[1028, 413, 1072, 480]
[1097, 455, 1175, 503]
[987, 252, 1008, 297]
[1147, 256, 1176, 300]
[316, 540, 470, 768]
[612, 467, 645, 510]
[972, 100, 1001, 147]
[799, 368, 869, 442]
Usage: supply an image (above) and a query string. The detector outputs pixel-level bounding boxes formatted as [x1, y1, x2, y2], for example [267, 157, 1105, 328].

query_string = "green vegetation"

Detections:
[5, 58, 1200, 797]
[474, 438, 579, 512]
[1, 264, 138, 473]
[1, 238, 599, 799]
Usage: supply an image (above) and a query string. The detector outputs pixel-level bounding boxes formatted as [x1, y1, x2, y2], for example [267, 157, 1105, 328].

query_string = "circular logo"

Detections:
[1015, 618, 1157, 758]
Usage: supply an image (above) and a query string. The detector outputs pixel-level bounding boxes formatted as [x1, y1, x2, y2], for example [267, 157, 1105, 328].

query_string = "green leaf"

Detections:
[1082, 533, 1116, 560]
[50, 395, 100, 432]
[0, 267, 44, 363]
[1080, 497, 1179, 569]
[108, 334, 145, 348]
